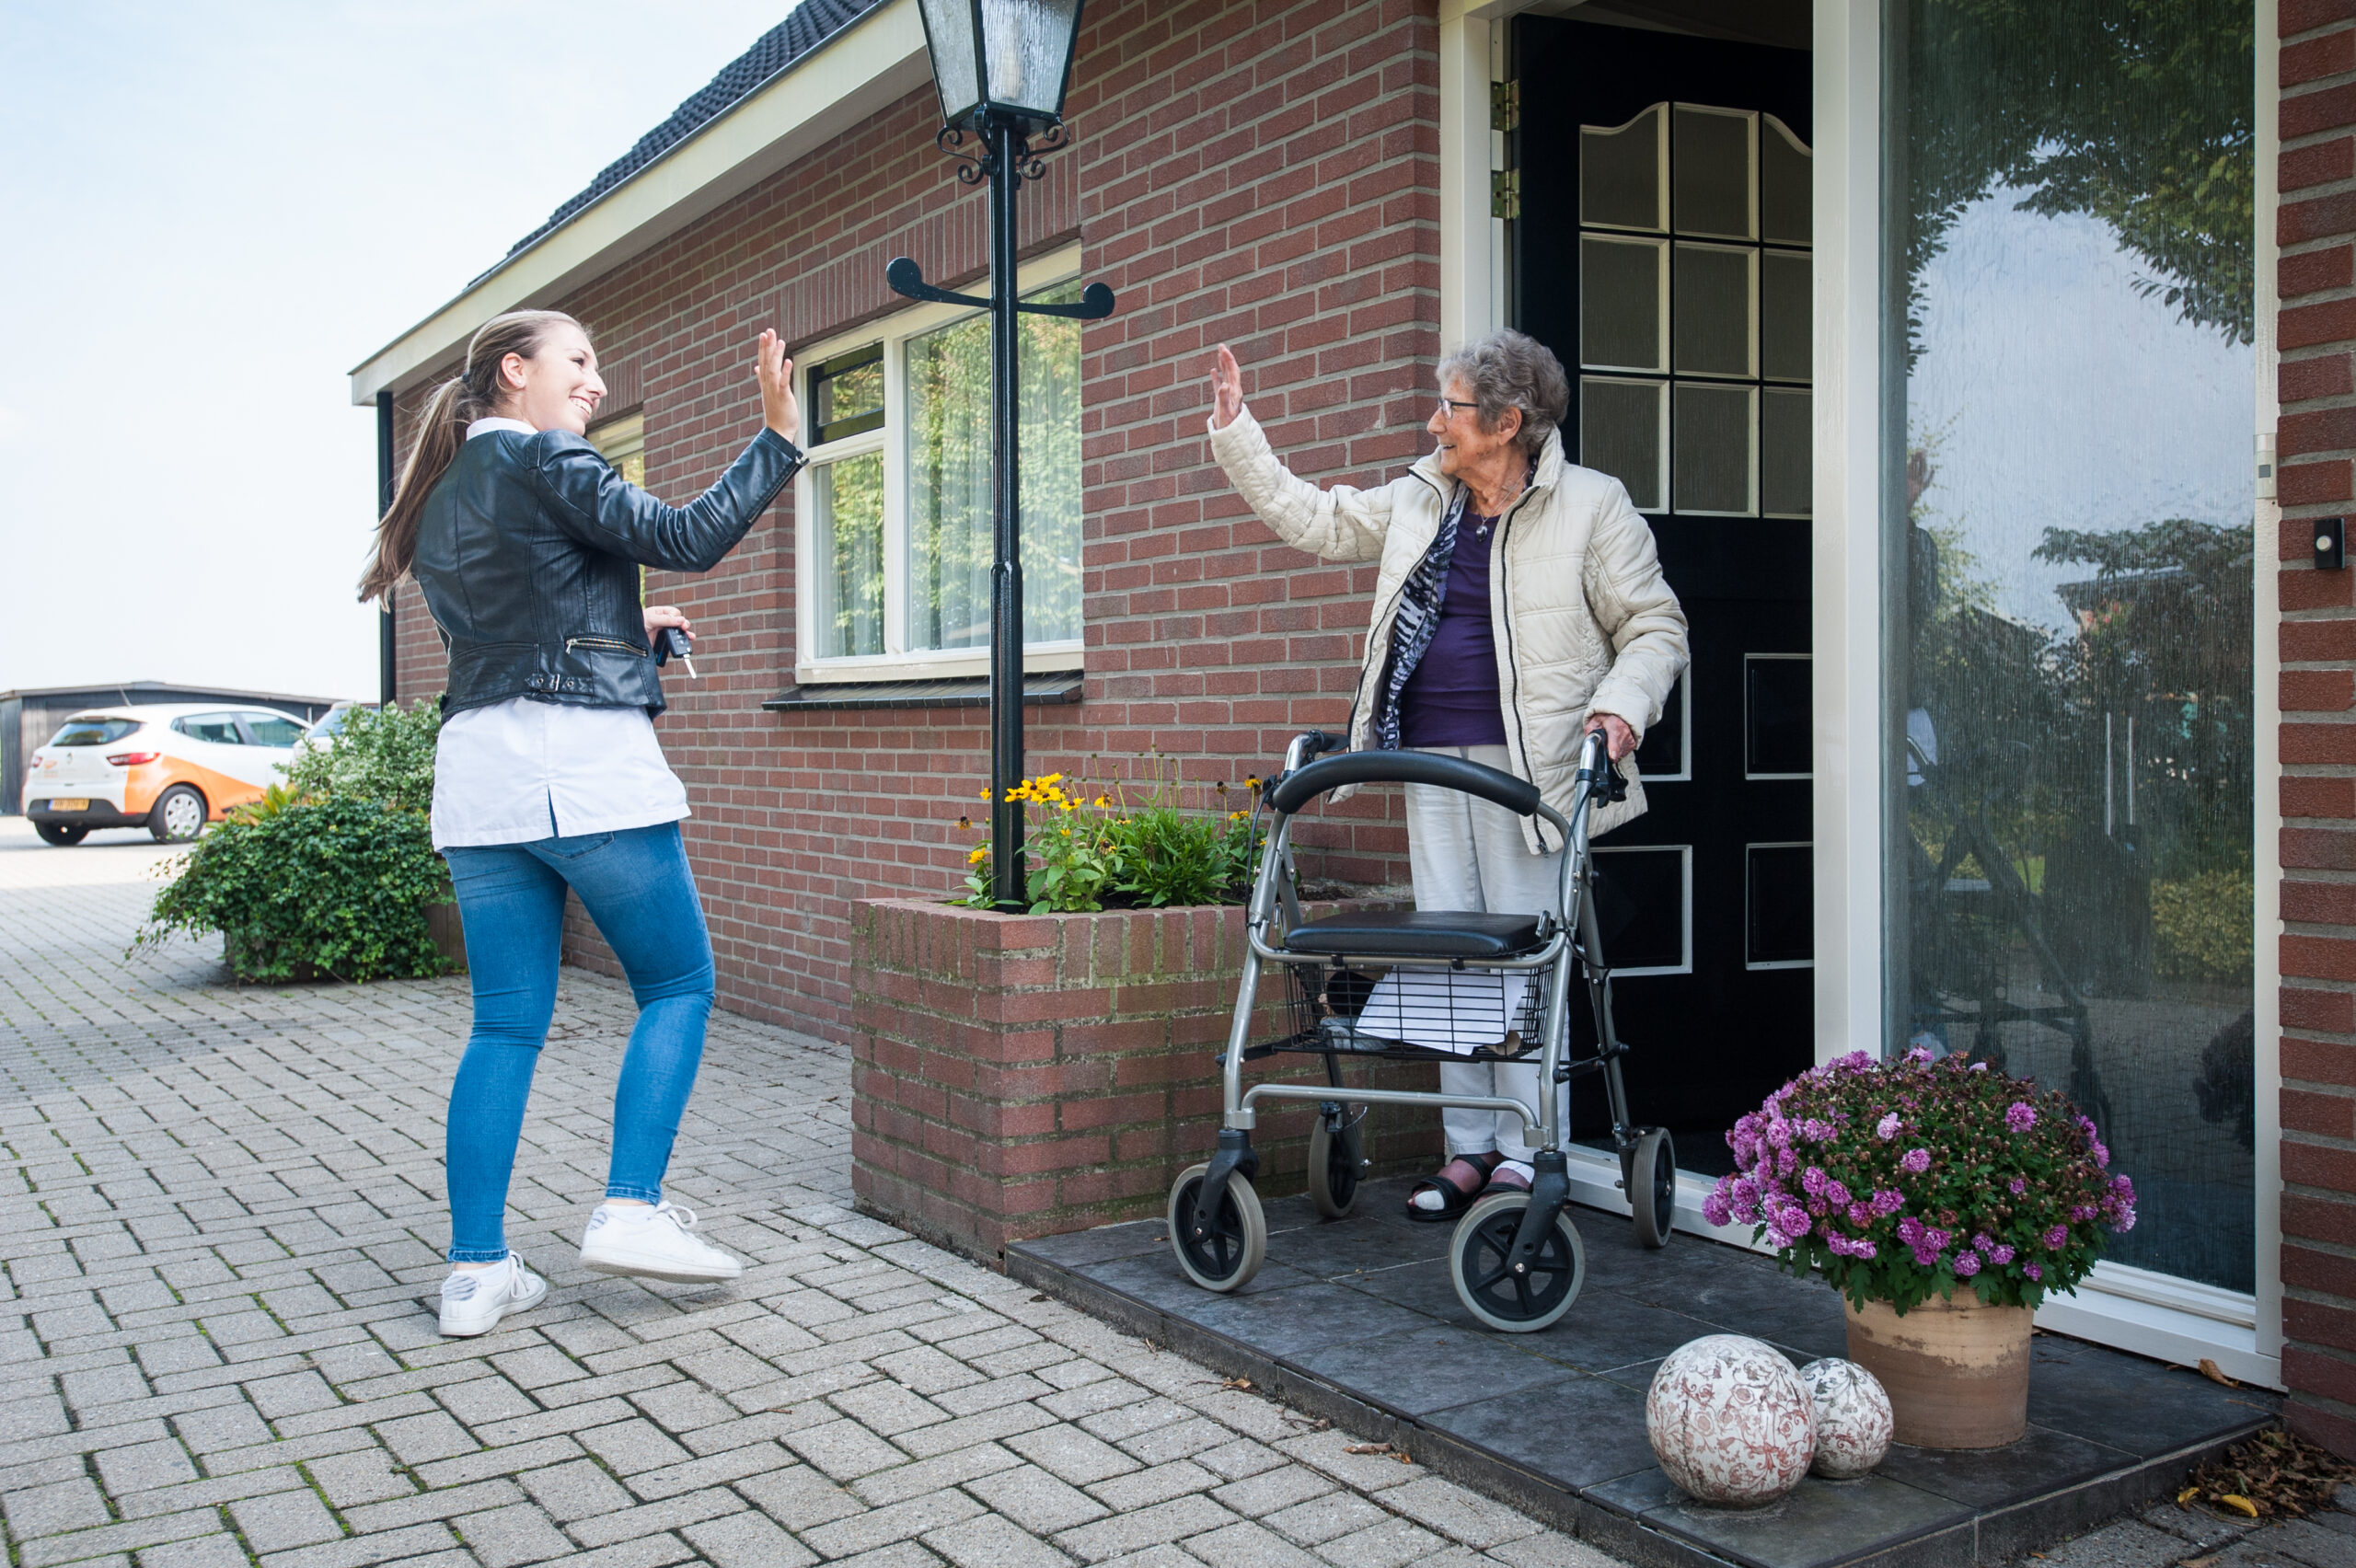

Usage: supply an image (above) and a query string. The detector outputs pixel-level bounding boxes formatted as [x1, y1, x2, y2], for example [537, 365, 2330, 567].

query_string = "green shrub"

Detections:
[2152, 868, 2254, 983]
[135, 796, 451, 982]
[279, 701, 440, 813]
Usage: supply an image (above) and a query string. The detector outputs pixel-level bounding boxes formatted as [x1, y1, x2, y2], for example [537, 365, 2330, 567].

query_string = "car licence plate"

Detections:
[50, 799, 89, 811]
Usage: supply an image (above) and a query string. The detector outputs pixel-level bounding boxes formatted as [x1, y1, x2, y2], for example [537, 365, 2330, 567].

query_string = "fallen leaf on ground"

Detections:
[2181, 1429, 2356, 1519]
[1220, 1378, 1254, 1391]
[2220, 1495, 2259, 1517]
[1027, 1293, 1047, 1302]
[1345, 1443, 1392, 1455]
[2199, 1358, 2240, 1388]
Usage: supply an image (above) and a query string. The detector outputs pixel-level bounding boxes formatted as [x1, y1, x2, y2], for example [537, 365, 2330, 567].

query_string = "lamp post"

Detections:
[892, 0, 1114, 910]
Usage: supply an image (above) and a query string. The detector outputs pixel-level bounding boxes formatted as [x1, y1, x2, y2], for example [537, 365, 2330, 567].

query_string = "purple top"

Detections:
[1399, 509, 1507, 747]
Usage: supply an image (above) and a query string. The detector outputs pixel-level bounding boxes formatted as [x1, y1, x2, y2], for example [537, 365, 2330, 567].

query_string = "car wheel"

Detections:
[150, 785, 208, 842]
[34, 822, 89, 847]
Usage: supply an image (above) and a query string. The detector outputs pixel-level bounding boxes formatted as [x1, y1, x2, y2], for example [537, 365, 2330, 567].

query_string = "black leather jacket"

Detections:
[412, 426, 802, 717]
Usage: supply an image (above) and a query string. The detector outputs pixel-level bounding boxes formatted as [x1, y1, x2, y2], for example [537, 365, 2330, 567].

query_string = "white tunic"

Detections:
[427, 418, 690, 850]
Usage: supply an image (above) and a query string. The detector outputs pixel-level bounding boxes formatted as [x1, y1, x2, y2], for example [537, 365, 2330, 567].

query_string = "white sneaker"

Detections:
[437, 1252, 547, 1337]
[579, 1201, 744, 1284]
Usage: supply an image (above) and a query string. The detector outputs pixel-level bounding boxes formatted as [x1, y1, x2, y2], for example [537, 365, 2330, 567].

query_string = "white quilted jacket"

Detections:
[1209, 406, 1690, 851]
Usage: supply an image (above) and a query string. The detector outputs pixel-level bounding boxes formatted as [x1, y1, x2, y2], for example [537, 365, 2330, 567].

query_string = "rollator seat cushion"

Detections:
[1282, 909, 1545, 959]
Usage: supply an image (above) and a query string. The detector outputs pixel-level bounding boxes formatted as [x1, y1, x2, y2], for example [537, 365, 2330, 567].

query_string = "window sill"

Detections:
[763, 673, 1085, 712]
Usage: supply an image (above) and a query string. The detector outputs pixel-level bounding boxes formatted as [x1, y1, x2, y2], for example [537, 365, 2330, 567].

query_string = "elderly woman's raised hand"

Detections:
[1209, 343, 1243, 430]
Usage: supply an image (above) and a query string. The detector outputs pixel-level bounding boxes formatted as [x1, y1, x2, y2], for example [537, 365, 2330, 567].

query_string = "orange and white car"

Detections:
[22, 703, 312, 847]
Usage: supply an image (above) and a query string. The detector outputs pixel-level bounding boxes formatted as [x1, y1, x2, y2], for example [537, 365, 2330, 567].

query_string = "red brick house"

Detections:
[354, 0, 2356, 1446]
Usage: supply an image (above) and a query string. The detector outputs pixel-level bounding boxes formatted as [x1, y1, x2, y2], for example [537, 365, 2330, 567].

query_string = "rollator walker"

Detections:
[1166, 728, 1675, 1332]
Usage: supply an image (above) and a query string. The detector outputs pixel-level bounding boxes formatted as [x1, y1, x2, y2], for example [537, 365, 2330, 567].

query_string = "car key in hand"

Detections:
[653, 625, 698, 678]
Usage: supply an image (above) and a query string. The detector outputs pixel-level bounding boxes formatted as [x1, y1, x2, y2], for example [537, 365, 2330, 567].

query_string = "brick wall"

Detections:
[2276, 0, 2356, 1458]
[849, 895, 1437, 1262]
[391, 0, 1440, 1042]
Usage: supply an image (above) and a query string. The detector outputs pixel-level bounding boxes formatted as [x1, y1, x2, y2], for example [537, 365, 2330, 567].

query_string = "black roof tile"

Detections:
[488, 0, 886, 277]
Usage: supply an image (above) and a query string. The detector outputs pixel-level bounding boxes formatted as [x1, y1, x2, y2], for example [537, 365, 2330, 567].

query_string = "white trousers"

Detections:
[1405, 744, 1570, 1164]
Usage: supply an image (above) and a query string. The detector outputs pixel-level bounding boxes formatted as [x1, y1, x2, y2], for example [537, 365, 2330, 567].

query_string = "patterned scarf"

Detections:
[1371, 486, 1471, 752]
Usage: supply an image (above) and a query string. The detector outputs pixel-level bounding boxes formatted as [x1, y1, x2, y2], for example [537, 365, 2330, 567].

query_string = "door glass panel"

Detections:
[1592, 846, 1691, 973]
[1761, 116, 1811, 244]
[1581, 104, 1666, 231]
[1673, 244, 1755, 376]
[1582, 236, 1667, 372]
[1581, 377, 1667, 510]
[1761, 251, 1812, 382]
[1748, 844, 1814, 967]
[812, 454, 884, 659]
[1761, 387, 1811, 517]
[1888, 1, 2254, 1292]
[1634, 672, 1687, 779]
[1672, 383, 1753, 513]
[1671, 105, 1754, 238]
[1745, 654, 1811, 777]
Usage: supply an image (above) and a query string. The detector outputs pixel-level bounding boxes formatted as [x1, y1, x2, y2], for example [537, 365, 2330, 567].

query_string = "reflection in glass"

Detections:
[1746, 654, 1811, 777]
[1761, 388, 1811, 517]
[1674, 244, 1754, 376]
[1672, 383, 1753, 513]
[906, 282, 1084, 650]
[1892, 1, 2255, 1291]
[813, 454, 884, 658]
[1761, 251, 1811, 383]
[1581, 377, 1666, 511]
[1582, 105, 1666, 231]
[1672, 105, 1753, 238]
[810, 344, 885, 445]
[1582, 236, 1667, 371]
[1761, 117, 1811, 245]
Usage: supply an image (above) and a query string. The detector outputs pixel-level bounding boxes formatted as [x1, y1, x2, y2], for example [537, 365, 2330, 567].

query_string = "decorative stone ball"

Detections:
[1646, 1335, 1817, 1507]
[1797, 1358, 1893, 1479]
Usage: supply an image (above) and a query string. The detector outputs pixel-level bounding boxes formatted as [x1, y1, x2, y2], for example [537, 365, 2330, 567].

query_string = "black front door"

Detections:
[1513, 15, 1814, 1174]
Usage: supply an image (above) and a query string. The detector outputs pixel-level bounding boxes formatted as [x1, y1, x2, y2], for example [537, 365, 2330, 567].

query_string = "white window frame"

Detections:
[791, 241, 1088, 685]
[592, 410, 646, 487]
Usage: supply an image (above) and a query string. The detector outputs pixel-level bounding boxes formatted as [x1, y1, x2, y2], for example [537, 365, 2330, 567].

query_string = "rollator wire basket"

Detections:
[1164, 727, 1679, 1335]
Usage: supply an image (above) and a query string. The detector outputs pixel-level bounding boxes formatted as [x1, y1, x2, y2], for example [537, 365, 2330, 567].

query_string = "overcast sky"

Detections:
[0, 1, 794, 703]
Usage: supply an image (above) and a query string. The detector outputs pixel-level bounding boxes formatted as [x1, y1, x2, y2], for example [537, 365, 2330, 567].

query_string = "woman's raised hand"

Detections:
[1209, 343, 1244, 430]
[756, 329, 800, 444]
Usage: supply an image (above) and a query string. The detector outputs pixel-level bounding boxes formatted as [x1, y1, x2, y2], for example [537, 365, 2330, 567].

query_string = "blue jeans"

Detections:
[441, 822, 714, 1262]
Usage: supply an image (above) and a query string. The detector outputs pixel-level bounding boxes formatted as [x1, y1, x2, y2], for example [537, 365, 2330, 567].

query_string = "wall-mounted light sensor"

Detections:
[2317, 516, 2346, 572]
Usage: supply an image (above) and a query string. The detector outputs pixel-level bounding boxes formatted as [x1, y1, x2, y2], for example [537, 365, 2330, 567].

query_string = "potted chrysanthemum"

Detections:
[1703, 1048, 2136, 1449]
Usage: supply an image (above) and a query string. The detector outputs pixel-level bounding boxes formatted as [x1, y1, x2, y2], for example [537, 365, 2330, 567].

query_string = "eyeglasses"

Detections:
[1434, 398, 1480, 420]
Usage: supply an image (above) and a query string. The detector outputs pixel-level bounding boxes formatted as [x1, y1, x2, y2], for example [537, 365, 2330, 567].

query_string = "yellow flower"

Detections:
[978, 788, 989, 801]
[1059, 799, 1078, 813]
[966, 846, 987, 864]
[1039, 772, 1063, 786]
[1093, 795, 1111, 808]
[1245, 776, 1262, 791]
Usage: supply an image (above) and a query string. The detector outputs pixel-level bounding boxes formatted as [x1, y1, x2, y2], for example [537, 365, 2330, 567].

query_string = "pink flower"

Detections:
[1905, 1045, 1933, 1064]
[1954, 1252, 1982, 1277]
[1970, 1233, 1992, 1253]
[1900, 1147, 1931, 1174]
[1801, 1166, 1829, 1198]
[1777, 1147, 1797, 1177]
[1923, 1228, 1952, 1253]
[1969, 1061, 1990, 1072]
[1847, 1202, 1873, 1227]
[2024, 1262, 2043, 1281]
[1826, 1180, 1853, 1208]
[1989, 1244, 2015, 1265]
[1703, 1187, 1734, 1228]
[1897, 1216, 1925, 1246]
[1876, 1113, 1901, 1140]
[1872, 1188, 1904, 1217]
[2008, 1178, 2027, 1195]
[2005, 1101, 2037, 1133]
[2044, 1225, 2069, 1249]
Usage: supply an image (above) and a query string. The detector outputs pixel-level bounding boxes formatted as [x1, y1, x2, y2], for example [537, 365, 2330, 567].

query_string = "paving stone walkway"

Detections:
[0, 817, 1631, 1568]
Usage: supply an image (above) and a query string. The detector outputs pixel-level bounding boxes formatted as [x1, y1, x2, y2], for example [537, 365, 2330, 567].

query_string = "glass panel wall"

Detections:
[1886, 2, 2256, 1290]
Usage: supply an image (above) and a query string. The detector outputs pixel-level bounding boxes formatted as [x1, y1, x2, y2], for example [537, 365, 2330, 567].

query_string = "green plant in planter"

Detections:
[1703, 1048, 2136, 1314]
[959, 769, 1265, 915]
[135, 795, 450, 982]
[279, 701, 439, 811]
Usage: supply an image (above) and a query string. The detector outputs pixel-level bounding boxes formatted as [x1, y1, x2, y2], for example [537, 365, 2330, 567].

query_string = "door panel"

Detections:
[1515, 15, 1813, 1174]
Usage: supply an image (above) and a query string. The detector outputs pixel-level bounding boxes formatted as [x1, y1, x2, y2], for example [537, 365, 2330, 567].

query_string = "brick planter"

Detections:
[849, 896, 1438, 1264]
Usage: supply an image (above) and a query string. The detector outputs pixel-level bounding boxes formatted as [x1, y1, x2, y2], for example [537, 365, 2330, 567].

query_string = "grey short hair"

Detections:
[1438, 329, 1569, 457]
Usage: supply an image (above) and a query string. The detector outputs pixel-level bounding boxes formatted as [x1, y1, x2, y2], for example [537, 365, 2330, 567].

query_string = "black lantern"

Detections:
[917, 0, 1084, 131]
[893, 0, 1112, 911]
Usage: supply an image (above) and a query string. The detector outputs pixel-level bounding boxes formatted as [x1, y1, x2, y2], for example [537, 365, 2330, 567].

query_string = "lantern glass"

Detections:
[919, 0, 1080, 128]
[982, 0, 1081, 121]
[918, 0, 983, 128]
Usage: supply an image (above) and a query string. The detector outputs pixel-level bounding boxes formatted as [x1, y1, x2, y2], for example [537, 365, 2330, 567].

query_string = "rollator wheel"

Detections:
[1631, 1128, 1677, 1250]
[1168, 1163, 1267, 1293]
[1449, 1191, 1584, 1333]
[1306, 1105, 1365, 1219]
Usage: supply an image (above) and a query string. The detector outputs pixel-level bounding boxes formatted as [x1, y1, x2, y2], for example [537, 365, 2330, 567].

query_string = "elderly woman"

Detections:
[1207, 329, 1689, 1220]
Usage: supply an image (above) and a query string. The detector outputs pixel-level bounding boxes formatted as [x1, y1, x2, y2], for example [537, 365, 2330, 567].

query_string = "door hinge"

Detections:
[1492, 168, 1520, 221]
[1491, 79, 1519, 133]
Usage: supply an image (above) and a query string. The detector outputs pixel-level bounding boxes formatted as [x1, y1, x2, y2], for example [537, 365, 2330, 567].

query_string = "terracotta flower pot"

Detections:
[1842, 1294, 2031, 1448]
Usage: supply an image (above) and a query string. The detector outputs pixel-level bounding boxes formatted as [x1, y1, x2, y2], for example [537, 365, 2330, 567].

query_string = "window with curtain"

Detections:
[796, 270, 1085, 674]
[1885, 0, 2256, 1291]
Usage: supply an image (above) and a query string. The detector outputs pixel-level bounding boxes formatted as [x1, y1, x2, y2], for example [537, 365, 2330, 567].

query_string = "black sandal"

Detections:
[1406, 1152, 1504, 1223]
